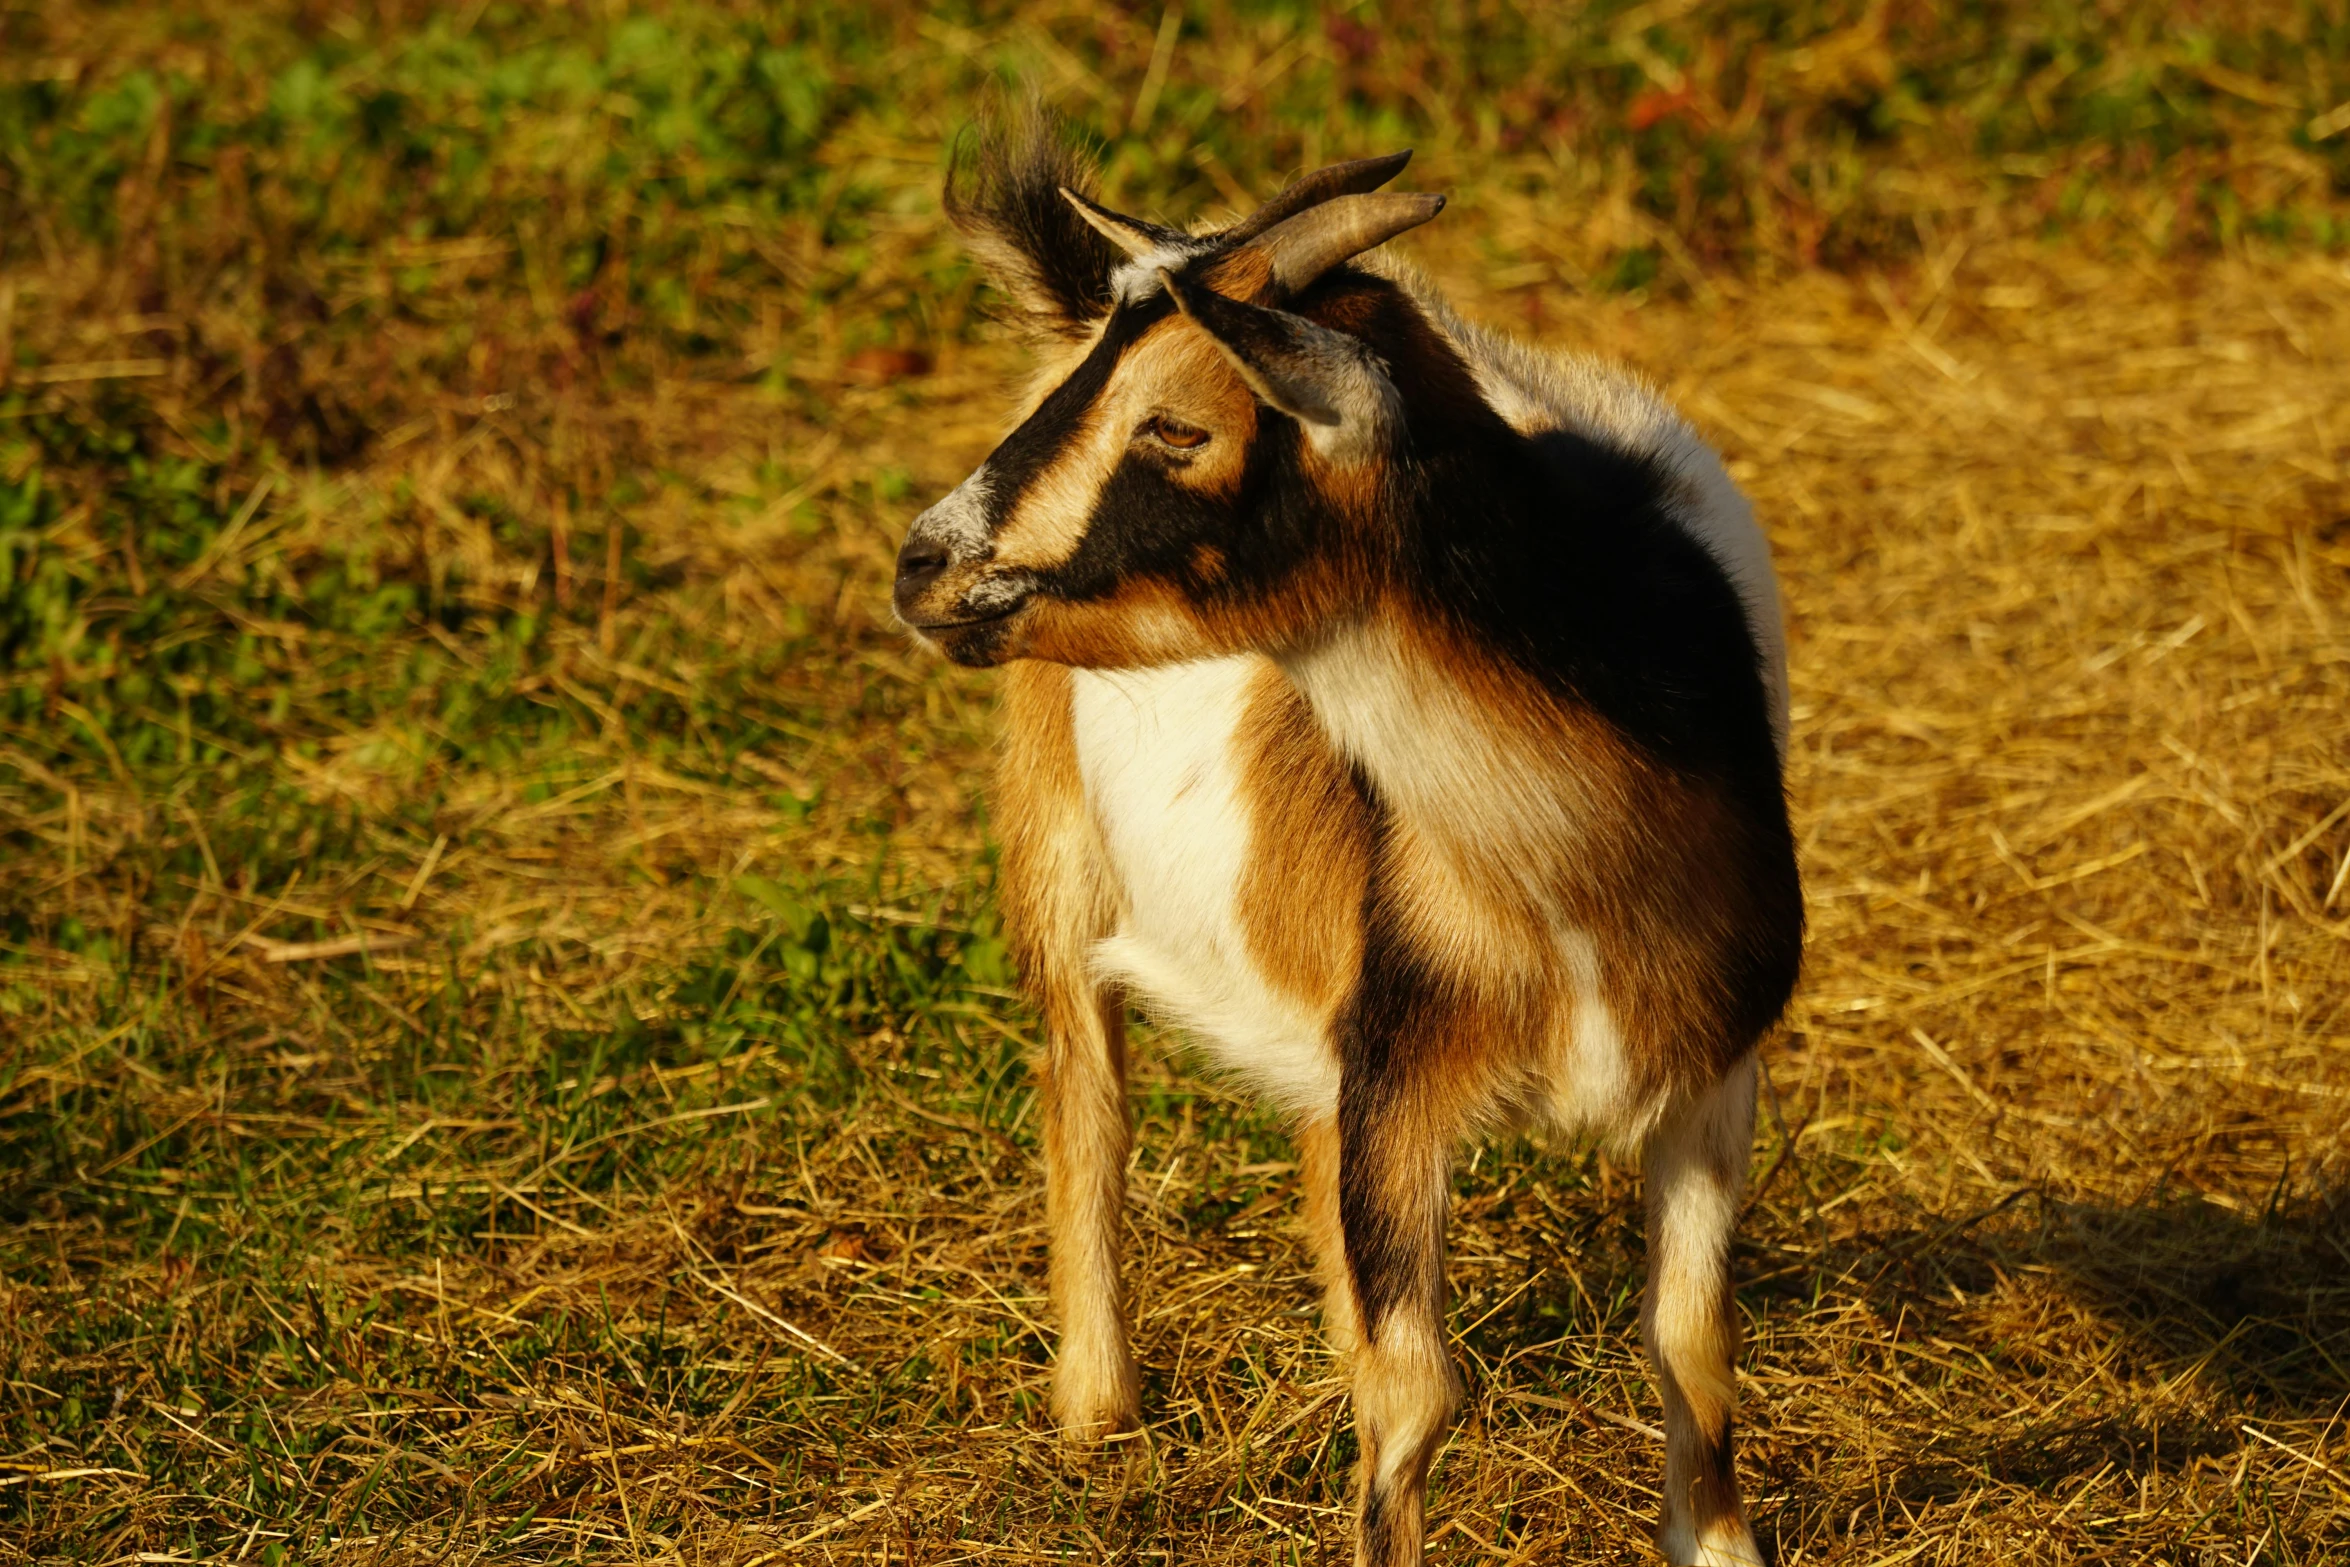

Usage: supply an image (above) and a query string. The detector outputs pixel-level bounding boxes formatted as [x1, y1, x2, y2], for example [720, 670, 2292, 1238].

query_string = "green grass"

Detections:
[1, 0, 2348, 1560]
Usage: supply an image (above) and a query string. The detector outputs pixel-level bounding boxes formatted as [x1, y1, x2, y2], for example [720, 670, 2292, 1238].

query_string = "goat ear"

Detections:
[1059, 187, 1188, 261]
[944, 111, 1118, 340]
[1161, 271, 1398, 463]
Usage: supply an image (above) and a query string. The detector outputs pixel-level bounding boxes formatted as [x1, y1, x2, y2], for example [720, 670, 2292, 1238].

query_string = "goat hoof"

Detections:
[1657, 1520, 1764, 1567]
[1049, 1362, 1140, 1445]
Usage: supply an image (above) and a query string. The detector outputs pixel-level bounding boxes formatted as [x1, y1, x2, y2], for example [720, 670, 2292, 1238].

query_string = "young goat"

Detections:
[892, 119, 1802, 1567]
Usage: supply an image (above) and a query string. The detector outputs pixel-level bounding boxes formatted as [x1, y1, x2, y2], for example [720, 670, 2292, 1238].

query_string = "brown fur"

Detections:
[1387, 607, 1777, 1104]
[1009, 550, 1378, 671]
[1232, 663, 1370, 1017]
[1296, 1115, 1359, 1352]
[1199, 243, 1277, 303]
[1015, 575, 1225, 667]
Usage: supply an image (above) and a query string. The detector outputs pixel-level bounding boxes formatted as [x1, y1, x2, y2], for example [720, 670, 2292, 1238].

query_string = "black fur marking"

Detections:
[1033, 419, 1326, 609]
[1359, 1481, 1400, 1563]
[1336, 814, 1453, 1345]
[945, 113, 1120, 335]
[1706, 1413, 1738, 1481]
[1338, 1074, 1425, 1346]
[935, 615, 1017, 669]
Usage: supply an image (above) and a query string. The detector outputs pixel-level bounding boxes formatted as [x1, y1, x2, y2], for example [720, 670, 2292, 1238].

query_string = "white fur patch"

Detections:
[1657, 1519, 1765, 1567]
[1072, 656, 1340, 1114]
[1109, 250, 1196, 305]
[1643, 1055, 1755, 1416]
[1548, 928, 1644, 1136]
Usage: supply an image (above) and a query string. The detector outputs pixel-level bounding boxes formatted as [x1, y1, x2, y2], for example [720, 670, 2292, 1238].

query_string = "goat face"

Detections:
[893, 137, 1443, 670]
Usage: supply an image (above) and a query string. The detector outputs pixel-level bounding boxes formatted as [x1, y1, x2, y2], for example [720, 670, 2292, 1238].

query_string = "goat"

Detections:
[891, 116, 1802, 1567]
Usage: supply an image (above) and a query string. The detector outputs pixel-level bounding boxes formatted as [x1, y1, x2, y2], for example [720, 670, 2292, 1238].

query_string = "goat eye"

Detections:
[1147, 416, 1210, 451]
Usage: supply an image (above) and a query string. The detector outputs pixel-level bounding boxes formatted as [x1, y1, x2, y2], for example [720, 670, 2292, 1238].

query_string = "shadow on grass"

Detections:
[1728, 1184, 2350, 1559]
[1874, 1187, 2350, 1414]
[1435, 1129, 2350, 1559]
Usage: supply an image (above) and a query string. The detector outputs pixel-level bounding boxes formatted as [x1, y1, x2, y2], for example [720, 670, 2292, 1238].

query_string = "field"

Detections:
[3, 1, 2349, 1562]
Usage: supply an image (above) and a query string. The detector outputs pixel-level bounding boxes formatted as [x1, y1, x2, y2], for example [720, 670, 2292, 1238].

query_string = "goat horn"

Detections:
[1058, 187, 1189, 261]
[1218, 151, 1413, 246]
[1254, 191, 1446, 295]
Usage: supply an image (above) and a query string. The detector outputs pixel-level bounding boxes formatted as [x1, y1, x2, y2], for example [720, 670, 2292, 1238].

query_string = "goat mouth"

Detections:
[901, 604, 1022, 634]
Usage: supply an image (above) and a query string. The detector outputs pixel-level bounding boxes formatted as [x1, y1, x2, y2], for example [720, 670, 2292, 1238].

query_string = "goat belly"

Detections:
[1071, 656, 1348, 1116]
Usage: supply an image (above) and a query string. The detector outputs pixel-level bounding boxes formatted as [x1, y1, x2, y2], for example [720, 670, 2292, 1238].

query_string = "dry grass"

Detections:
[660, 242, 2350, 1565]
[4, 3, 2350, 1563]
[10, 236, 2347, 1567]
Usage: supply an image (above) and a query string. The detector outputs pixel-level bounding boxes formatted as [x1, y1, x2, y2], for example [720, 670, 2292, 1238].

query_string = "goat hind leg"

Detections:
[1643, 1053, 1762, 1567]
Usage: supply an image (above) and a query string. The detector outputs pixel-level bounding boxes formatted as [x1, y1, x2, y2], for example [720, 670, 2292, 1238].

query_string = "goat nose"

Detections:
[893, 537, 950, 601]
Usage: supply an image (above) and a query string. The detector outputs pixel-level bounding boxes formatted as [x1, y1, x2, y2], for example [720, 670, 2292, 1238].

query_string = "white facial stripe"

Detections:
[913, 464, 993, 555]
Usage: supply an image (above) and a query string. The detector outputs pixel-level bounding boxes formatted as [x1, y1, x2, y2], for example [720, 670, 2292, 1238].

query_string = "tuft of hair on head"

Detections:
[945, 98, 1121, 341]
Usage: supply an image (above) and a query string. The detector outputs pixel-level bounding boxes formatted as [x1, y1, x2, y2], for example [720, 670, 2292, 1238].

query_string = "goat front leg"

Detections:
[1338, 1077, 1460, 1567]
[1644, 1053, 1762, 1566]
[1040, 982, 1139, 1438]
[996, 662, 1136, 1440]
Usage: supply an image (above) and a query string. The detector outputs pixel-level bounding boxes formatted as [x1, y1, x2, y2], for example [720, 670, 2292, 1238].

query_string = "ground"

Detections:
[3, 4, 2349, 1564]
